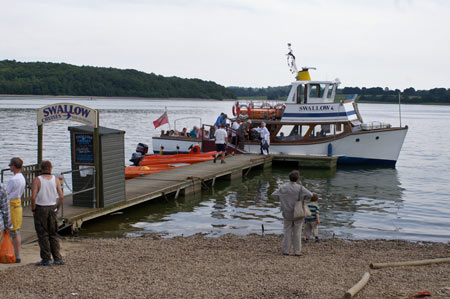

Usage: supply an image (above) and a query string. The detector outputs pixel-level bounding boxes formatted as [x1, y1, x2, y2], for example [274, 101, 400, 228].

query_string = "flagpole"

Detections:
[165, 106, 171, 130]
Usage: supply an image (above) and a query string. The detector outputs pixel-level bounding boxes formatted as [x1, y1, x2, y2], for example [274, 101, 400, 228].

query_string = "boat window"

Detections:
[309, 84, 324, 98]
[276, 125, 308, 141]
[309, 124, 346, 139]
[296, 84, 304, 104]
[327, 84, 335, 98]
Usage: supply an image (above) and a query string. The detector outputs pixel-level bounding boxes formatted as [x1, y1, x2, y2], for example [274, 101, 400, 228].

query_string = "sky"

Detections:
[1, 0, 449, 90]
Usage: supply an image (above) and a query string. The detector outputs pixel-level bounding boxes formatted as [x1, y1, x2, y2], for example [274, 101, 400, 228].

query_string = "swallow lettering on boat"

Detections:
[298, 105, 334, 111]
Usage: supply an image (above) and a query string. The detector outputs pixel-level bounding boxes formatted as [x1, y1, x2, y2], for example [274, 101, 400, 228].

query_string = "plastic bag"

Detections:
[0, 231, 16, 264]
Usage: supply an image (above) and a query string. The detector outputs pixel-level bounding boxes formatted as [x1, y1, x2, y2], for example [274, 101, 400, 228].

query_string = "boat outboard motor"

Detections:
[129, 143, 148, 166]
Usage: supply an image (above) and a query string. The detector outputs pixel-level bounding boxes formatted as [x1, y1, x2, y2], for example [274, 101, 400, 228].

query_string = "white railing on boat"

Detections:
[361, 121, 391, 130]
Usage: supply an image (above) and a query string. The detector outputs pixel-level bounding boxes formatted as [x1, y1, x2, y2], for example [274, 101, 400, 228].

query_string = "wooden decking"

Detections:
[21, 154, 272, 243]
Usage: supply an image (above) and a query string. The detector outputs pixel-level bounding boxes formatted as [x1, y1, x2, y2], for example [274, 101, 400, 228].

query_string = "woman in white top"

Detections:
[253, 122, 270, 155]
[31, 160, 65, 266]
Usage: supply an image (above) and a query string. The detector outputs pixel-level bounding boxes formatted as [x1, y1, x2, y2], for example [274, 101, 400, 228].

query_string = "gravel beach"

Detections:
[1, 234, 449, 299]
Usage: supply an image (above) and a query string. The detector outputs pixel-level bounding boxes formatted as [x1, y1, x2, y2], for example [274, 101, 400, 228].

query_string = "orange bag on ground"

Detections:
[0, 231, 16, 263]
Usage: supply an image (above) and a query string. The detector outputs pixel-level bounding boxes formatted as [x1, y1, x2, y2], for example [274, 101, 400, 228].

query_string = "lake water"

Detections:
[0, 96, 449, 243]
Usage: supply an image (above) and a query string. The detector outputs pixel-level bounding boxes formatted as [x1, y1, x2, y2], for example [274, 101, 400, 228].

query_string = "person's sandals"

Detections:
[15, 258, 21, 263]
[294, 253, 303, 257]
[35, 260, 52, 267]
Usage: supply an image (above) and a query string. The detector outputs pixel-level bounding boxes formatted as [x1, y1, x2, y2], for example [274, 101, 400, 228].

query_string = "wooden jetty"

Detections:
[21, 154, 272, 243]
[272, 154, 338, 169]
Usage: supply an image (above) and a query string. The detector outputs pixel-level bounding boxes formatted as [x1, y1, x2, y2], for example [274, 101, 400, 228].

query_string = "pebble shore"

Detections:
[1, 234, 449, 298]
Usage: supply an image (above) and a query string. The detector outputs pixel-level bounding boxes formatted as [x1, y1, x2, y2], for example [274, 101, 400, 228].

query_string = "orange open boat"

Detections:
[138, 151, 217, 166]
[125, 163, 190, 179]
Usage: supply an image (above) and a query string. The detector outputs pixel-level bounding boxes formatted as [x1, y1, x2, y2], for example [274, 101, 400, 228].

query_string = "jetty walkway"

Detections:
[20, 154, 273, 243]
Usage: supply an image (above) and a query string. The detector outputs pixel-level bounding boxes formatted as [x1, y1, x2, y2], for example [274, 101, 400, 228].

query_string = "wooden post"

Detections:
[344, 272, 370, 299]
[93, 116, 100, 208]
[37, 125, 43, 165]
[370, 257, 450, 269]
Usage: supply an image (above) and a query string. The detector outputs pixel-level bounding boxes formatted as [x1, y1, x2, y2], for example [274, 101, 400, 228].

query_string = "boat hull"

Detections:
[244, 127, 408, 166]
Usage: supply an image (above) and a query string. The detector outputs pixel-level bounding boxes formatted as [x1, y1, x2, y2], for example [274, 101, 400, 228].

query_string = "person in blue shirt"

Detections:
[214, 113, 228, 129]
[190, 126, 198, 138]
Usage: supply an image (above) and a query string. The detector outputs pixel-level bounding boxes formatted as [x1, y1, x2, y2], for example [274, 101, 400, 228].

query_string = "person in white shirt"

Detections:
[253, 122, 270, 155]
[6, 157, 26, 263]
[214, 124, 228, 164]
[231, 118, 241, 147]
[31, 160, 65, 266]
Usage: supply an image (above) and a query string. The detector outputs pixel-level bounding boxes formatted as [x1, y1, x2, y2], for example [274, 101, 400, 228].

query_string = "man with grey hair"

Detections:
[237, 119, 251, 150]
[271, 170, 316, 256]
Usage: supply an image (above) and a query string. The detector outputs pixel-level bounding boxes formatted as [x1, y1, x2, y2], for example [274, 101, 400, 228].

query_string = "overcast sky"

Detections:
[1, 0, 449, 90]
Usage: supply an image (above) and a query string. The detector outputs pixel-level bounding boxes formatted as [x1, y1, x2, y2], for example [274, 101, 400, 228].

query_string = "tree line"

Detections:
[1, 60, 448, 104]
[230, 85, 450, 104]
[0, 60, 236, 100]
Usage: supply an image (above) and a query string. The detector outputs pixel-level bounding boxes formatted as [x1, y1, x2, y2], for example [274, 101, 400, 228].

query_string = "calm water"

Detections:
[0, 96, 449, 242]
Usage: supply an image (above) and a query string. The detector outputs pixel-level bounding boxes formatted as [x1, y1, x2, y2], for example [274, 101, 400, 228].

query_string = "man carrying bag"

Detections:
[271, 170, 315, 256]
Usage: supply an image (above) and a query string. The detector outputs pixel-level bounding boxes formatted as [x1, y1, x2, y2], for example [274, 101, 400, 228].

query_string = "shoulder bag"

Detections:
[293, 186, 312, 219]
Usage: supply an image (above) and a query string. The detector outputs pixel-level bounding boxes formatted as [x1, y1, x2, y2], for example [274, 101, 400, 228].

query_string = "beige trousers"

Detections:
[304, 221, 319, 239]
[282, 218, 304, 255]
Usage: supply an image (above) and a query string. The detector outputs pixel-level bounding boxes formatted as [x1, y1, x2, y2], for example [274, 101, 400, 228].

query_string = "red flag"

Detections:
[153, 112, 169, 129]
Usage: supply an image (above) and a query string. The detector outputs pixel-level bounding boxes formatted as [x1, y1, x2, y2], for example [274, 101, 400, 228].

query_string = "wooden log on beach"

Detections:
[344, 272, 370, 299]
[370, 257, 450, 269]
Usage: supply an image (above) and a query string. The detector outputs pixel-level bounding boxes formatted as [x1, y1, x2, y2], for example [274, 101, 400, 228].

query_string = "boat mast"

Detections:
[398, 92, 402, 127]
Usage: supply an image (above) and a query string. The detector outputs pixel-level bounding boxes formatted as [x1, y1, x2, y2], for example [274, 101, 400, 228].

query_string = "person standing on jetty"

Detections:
[6, 157, 26, 263]
[31, 160, 65, 266]
[271, 170, 315, 256]
[237, 120, 251, 150]
[252, 122, 270, 155]
[214, 124, 228, 164]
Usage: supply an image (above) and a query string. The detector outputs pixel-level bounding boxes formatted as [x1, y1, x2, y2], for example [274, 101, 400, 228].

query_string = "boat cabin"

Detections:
[285, 79, 340, 104]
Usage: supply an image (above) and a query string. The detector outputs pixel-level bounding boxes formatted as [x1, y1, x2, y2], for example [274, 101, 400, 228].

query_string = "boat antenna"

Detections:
[286, 43, 298, 75]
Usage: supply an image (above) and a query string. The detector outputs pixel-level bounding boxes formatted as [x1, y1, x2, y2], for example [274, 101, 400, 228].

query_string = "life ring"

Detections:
[239, 104, 248, 116]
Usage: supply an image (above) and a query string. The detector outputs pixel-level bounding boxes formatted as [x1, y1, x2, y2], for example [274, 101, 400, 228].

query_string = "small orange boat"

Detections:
[125, 164, 189, 179]
[139, 151, 217, 166]
[232, 101, 285, 120]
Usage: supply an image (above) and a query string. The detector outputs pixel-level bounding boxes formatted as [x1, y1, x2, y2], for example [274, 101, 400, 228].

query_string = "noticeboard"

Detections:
[73, 133, 94, 165]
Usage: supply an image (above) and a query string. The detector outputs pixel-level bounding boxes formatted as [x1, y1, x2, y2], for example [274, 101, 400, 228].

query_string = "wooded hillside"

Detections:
[0, 60, 236, 100]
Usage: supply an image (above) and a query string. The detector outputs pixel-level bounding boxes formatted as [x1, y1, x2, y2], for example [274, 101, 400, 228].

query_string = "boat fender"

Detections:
[327, 143, 333, 157]
[232, 105, 236, 116]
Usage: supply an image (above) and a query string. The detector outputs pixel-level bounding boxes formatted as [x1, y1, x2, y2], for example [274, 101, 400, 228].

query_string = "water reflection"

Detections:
[78, 166, 407, 240]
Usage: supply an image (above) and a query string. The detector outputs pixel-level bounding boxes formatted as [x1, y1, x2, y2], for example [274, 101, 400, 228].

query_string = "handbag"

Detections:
[0, 231, 16, 264]
[293, 187, 312, 219]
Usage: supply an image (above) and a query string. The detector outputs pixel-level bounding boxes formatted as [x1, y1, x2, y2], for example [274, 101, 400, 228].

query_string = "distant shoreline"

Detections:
[0, 94, 236, 101]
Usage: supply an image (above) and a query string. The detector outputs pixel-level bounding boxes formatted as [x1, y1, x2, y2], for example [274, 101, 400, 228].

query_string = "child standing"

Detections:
[304, 194, 320, 243]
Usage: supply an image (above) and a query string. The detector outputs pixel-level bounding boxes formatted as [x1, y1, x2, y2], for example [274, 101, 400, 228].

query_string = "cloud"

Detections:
[0, 0, 449, 89]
